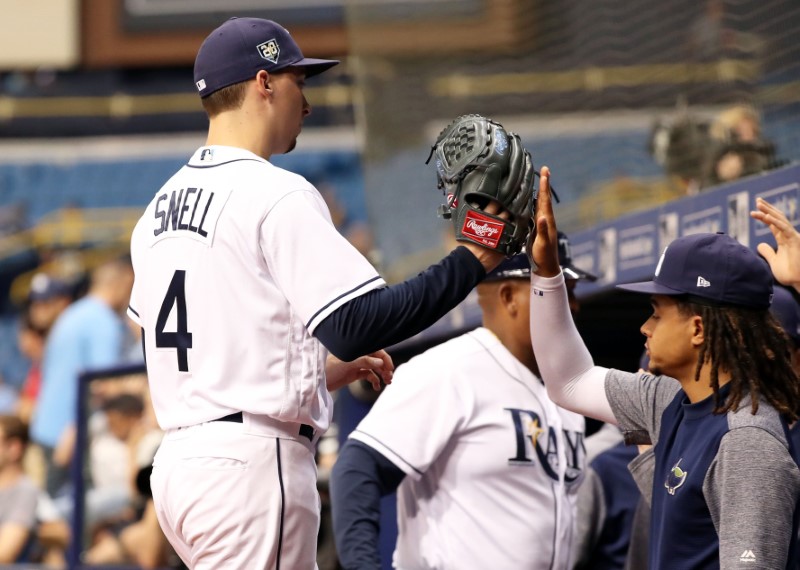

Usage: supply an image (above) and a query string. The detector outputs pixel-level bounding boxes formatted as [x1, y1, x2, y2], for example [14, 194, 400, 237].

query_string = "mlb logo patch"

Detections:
[196, 79, 206, 92]
[257, 39, 280, 64]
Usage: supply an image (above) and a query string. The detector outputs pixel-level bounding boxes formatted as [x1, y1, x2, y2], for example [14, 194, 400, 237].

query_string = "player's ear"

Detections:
[258, 71, 273, 95]
[498, 282, 517, 316]
[689, 315, 705, 348]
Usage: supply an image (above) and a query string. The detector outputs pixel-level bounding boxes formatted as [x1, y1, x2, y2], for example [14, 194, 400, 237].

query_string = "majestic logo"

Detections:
[462, 211, 503, 249]
[257, 39, 280, 63]
[739, 550, 756, 563]
[655, 246, 668, 276]
[664, 458, 688, 495]
[195, 79, 206, 92]
[696, 276, 711, 287]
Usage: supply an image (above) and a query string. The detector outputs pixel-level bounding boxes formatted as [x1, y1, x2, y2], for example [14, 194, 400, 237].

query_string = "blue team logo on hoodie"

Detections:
[665, 458, 687, 495]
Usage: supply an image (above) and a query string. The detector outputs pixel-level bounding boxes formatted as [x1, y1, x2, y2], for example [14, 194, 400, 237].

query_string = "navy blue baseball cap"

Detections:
[29, 273, 71, 302]
[193, 17, 339, 98]
[617, 232, 774, 309]
[770, 285, 800, 345]
[484, 232, 598, 282]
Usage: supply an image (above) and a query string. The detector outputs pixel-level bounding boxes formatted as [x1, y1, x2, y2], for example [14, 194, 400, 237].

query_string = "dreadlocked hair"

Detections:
[676, 299, 800, 421]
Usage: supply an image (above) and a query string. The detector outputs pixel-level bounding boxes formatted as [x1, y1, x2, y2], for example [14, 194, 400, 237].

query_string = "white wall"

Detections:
[0, 0, 80, 69]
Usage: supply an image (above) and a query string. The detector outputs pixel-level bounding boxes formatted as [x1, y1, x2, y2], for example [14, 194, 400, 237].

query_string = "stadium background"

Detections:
[0, 0, 798, 568]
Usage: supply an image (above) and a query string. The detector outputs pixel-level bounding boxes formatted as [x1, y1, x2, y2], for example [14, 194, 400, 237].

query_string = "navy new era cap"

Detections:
[193, 17, 339, 98]
[485, 232, 598, 282]
[617, 232, 773, 309]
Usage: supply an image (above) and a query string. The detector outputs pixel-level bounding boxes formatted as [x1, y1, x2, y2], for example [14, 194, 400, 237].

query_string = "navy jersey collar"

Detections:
[682, 382, 733, 420]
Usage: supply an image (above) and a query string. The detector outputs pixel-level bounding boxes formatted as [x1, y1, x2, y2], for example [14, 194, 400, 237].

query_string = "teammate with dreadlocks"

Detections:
[528, 167, 800, 570]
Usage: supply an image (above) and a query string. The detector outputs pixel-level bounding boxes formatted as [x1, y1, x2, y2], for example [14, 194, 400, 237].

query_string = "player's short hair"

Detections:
[102, 393, 145, 417]
[201, 81, 248, 118]
[0, 415, 29, 448]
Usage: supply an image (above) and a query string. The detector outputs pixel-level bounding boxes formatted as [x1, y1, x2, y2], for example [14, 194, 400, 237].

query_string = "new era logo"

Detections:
[696, 276, 711, 288]
[739, 549, 756, 562]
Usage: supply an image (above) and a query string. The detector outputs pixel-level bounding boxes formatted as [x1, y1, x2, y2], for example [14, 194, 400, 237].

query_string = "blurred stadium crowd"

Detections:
[0, 0, 798, 568]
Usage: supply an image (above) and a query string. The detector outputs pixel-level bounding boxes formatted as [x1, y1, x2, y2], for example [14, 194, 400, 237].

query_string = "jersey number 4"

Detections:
[156, 270, 193, 372]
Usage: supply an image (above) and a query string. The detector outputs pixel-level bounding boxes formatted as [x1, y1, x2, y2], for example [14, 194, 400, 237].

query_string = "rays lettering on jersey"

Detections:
[505, 408, 585, 482]
[154, 188, 214, 237]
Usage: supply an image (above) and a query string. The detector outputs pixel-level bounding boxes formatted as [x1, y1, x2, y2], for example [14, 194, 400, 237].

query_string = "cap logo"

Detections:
[654, 246, 668, 277]
[257, 39, 280, 64]
[696, 276, 711, 288]
[196, 79, 206, 92]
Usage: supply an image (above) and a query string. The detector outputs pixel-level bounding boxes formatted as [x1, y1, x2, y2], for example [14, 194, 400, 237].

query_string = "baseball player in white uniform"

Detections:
[127, 17, 509, 570]
[330, 248, 593, 570]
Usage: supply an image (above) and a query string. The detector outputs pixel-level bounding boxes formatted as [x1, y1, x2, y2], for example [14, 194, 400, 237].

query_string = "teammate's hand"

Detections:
[325, 350, 394, 392]
[750, 197, 800, 293]
[527, 166, 560, 277]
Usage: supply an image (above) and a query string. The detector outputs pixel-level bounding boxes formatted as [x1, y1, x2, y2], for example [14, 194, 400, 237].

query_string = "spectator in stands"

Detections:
[30, 255, 135, 498]
[703, 105, 778, 188]
[751, 197, 800, 294]
[84, 394, 172, 569]
[15, 310, 47, 425]
[0, 414, 39, 564]
[85, 394, 148, 527]
[27, 273, 73, 333]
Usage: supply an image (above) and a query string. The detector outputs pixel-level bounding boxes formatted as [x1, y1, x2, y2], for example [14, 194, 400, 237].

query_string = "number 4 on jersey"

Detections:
[156, 270, 193, 371]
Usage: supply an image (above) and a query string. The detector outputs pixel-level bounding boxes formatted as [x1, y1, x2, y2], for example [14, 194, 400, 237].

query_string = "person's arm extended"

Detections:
[330, 439, 406, 570]
[530, 271, 616, 423]
[526, 166, 616, 424]
[316, 246, 486, 361]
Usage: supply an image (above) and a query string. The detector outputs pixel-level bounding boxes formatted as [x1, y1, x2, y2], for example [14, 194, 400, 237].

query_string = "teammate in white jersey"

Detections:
[127, 17, 508, 570]
[330, 246, 593, 570]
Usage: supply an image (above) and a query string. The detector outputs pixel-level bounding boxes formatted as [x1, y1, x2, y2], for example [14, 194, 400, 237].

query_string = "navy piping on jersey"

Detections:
[276, 439, 285, 570]
[351, 429, 424, 476]
[128, 305, 140, 318]
[305, 275, 383, 329]
[548, 480, 559, 570]
[185, 158, 265, 169]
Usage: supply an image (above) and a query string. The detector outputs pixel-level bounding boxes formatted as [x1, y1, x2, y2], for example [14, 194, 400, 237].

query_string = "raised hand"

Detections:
[750, 197, 800, 293]
[527, 166, 561, 277]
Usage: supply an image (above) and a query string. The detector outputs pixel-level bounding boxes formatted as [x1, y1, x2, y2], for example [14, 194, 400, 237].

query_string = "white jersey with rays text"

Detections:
[350, 327, 586, 570]
[128, 146, 385, 431]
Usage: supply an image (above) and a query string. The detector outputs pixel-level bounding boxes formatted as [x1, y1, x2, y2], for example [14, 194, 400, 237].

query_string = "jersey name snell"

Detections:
[153, 188, 215, 237]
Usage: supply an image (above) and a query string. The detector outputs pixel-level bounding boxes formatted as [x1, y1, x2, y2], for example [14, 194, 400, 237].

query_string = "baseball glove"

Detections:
[427, 114, 535, 256]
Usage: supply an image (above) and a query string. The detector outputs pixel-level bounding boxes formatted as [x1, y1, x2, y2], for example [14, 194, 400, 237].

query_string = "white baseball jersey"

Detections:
[128, 145, 385, 431]
[350, 327, 586, 570]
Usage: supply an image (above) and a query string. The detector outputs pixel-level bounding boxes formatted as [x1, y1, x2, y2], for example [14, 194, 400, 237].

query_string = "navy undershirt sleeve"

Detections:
[330, 439, 406, 570]
[315, 246, 485, 361]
